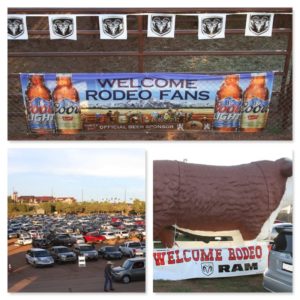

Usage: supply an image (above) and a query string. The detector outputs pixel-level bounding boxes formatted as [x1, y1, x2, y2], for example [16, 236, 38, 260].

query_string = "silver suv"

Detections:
[73, 244, 98, 261]
[263, 227, 293, 292]
[50, 246, 76, 264]
[112, 257, 145, 283]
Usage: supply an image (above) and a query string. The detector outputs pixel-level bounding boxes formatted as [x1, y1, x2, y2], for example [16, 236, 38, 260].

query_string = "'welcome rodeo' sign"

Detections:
[153, 242, 269, 280]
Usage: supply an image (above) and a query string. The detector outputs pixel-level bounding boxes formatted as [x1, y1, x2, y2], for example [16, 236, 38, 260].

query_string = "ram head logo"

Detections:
[102, 18, 124, 38]
[201, 262, 214, 276]
[52, 18, 74, 38]
[8, 18, 24, 38]
[151, 16, 172, 36]
[202, 17, 223, 38]
[249, 15, 271, 35]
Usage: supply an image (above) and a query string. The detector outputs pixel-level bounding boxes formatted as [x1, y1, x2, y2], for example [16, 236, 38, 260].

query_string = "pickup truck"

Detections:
[119, 241, 145, 257]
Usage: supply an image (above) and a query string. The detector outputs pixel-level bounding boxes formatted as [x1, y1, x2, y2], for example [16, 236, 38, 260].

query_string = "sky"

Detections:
[8, 148, 145, 202]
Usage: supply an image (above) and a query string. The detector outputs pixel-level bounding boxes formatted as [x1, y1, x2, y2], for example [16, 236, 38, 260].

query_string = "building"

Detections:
[14, 194, 76, 204]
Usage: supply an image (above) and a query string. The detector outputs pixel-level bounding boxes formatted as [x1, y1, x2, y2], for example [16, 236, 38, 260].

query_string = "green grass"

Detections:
[154, 275, 268, 293]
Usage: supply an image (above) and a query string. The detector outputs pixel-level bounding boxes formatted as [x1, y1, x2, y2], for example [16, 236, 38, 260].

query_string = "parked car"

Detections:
[112, 257, 145, 283]
[84, 232, 106, 243]
[50, 246, 77, 264]
[51, 234, 76, 247]
[32, 238, 52, 248]
[73, 244, 98, 261]
[8, 229, 18, 239]
[71, 234, 85, 244]
[25, 248, 54, 267]
[100, 231, 117, 240]
[115, 230, 130, 239]
[119, 241, 145, 257]
[16, 237, 33, 245]
[269, 223, 292, 240]
[263, 227, 293, 292]
[98, 246, 123, 260]
[28, 230, 38, 239]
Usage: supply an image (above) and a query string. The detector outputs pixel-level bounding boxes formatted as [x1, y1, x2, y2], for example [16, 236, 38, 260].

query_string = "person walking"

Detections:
[104, 261, 114, 292]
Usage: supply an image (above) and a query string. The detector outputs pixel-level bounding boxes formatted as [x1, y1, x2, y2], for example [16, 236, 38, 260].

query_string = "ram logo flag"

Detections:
[8, 15, 28, 40]
[198, 14, 226, 39]
[245, 13, 274, 37]
[99, 15, 127, 39]
[147, 14, 176, 38]
[49, 15, 77, 40]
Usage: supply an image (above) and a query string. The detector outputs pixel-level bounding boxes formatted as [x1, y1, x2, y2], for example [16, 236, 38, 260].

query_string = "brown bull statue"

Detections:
[153, 158, 292, 247]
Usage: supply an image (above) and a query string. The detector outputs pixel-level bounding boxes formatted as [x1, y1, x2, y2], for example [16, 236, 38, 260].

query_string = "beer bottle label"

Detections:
[213, 97, 242, 129]
[241, 98, 270, 129]
[55, 99, 81, 131]
[28, 97, 55, 132]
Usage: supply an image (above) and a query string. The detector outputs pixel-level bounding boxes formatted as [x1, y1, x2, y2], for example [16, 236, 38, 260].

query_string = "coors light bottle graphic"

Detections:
[213, 75, 243, 132]
[25, 74, 55, 134]
[53, 74, 81, 134]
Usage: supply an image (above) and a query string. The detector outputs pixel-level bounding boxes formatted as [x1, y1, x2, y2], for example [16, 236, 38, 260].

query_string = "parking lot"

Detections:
[8, 239, 145, 292]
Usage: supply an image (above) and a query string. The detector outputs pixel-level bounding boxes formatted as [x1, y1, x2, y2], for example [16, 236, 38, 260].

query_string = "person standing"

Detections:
[104, 261, 114, 292]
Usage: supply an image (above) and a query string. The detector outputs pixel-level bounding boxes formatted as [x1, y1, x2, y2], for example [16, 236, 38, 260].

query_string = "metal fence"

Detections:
[8, 7, 292, 140]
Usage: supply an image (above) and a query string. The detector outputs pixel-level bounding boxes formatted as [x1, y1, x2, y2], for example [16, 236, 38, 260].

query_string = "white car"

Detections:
[71, 234, 85, 244]
[101, 231, 116, 240]
[25, 248, 54, 267]
[115, 230, 130, 239]
[16, 237, 33, 245]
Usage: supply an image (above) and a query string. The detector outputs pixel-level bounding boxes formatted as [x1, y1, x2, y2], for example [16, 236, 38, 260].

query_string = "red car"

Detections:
[84, 232, 106, 243]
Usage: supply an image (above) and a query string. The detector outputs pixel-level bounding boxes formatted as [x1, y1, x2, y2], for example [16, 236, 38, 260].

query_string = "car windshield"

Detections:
[273, 232, 293, 254]
[122, 260, 132, 269]
[34, 251, 50, 257]
[80, 246, 93, 251]
[128, 243, 141, 248]
[57, 248, 70, 253]
[106, 247, 118, 252]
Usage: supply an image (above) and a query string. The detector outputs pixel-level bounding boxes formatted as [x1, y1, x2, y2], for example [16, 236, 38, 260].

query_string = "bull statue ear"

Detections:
[276, 158, 293, 177]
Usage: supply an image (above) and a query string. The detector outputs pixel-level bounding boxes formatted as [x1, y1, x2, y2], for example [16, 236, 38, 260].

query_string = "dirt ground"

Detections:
[8, 239, 145, 293]
[153, 275, 268, 293]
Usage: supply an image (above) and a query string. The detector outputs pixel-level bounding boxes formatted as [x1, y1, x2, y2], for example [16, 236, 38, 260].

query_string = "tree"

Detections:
[131, 199, 145, 215]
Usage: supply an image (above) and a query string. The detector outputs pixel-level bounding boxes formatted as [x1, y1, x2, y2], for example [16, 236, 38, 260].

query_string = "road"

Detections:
[8, 239, 145, 293]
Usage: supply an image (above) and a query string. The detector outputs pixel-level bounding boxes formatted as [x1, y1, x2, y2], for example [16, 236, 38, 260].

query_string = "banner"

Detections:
[48, 15, 77, 40]
[19, 72, 274, 134]
[99, 15, 127, 39]
[147, 14, 176, 38]
[198, 14, 226, 40]
[8, 15, 28, 40]
[8, 12, 282, 41]
[153, 242, 269, 280]
[245, 13, 274, 37]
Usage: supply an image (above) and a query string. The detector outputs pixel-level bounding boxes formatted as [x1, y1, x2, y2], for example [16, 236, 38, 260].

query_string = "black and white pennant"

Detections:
[49, 15, 77, 40]
[147, 14, 176, 38]
[8, 15, 28, 40]
[245, 13, 274, 37]
[99, 15, 127, 39]
[198, 14, 226, 40]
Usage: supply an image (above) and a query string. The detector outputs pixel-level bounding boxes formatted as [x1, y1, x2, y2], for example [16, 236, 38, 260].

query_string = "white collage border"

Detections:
[1, 0, 298, 299]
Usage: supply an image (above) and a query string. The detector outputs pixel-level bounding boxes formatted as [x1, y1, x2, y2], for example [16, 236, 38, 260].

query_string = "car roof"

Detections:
[30, 248, 48, 252]
[51, 246, 68, 249]
[126, 257, 145, 262]
[77, 244, 92, 247]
